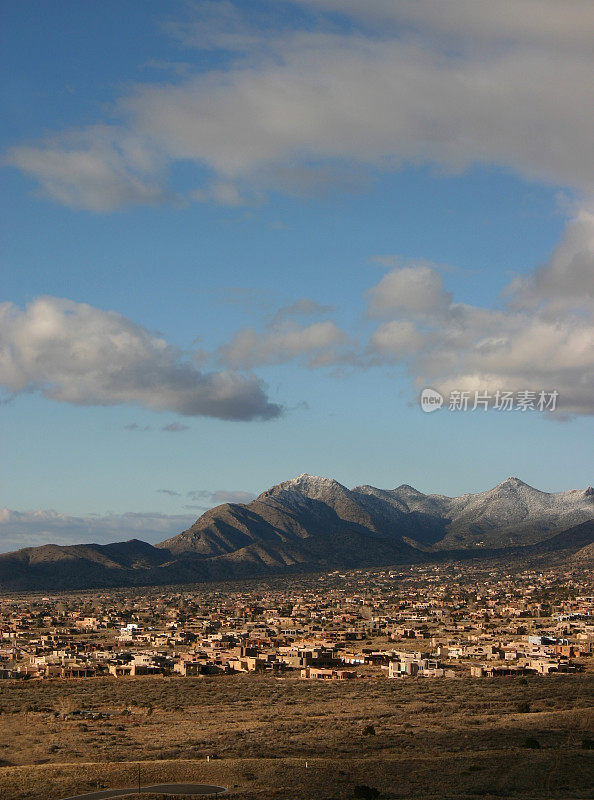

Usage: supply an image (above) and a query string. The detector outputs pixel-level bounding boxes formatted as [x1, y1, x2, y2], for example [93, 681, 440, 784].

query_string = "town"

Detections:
[2, 561, 592, 683]
[2, 558, 593, 800]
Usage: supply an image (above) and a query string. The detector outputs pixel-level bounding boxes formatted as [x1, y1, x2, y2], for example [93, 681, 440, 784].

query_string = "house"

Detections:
[300, 667, 356, 679]
[108, 662, 162, 677]
[388, 652, 450, 678]
[60, 663, 97, 678]
[470, 664, 529, 677]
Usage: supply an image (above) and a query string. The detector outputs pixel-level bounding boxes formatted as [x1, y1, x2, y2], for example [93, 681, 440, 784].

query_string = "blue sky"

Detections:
[1, 0, 593, 550]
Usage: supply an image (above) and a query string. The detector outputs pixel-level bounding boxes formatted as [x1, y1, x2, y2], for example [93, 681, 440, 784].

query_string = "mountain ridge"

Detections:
[1, 475, 592, 591]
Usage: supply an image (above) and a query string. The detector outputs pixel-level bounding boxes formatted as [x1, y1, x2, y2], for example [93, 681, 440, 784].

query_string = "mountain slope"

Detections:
[0, 540, 173, 591]
[1, 475, 592, 591]
[163, 474, 594, 555]
[159, 475, 422, 571]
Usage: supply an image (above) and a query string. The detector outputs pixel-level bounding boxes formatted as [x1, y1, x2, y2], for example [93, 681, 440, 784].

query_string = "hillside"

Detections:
[163, 474, 594, 555]
[1, 475, 592, 591]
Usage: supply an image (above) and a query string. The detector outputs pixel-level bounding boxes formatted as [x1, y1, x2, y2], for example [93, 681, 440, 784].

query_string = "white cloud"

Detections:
[216, 296, 352, 369]
[5, 126, 165, 212]
[5, 1, 594, 208]
[0, 507, 194, 551]
[365, 205, 594, 415]
[509, 205, 594, 314]
[366, 262, 452, 318]
[368, 319, 426, 359]
[415, 308, 594, 413]
[219, 319, 349, 368]
[121, 37, 594, 191]
[210, 204, 594, 415]
[0, 297, 281, 420]
[297, 0, 594, 50]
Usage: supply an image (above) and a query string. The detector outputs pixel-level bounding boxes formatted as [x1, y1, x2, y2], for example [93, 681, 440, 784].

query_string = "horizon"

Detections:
[2, 0, 594, 552]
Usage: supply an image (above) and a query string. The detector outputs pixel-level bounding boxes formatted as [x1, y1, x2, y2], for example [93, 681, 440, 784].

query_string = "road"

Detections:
[58, 784, 227, 799]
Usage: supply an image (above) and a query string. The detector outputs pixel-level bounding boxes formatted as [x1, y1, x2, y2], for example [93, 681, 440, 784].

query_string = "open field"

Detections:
[0, 673, 592, 799]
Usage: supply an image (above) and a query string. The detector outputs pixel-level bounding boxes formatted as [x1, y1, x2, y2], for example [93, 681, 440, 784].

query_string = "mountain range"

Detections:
[1, 475, 593, 591]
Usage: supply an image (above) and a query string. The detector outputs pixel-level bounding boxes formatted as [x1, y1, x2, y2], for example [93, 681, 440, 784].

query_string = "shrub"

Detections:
[354, 785, 380, 800]
[362, 724, 376, 736]
[523, 737, 540, 749]
[516, 701, 530, 713]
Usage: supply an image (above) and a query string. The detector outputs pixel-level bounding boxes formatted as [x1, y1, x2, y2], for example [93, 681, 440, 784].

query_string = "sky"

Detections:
[1, 0, 593, 551]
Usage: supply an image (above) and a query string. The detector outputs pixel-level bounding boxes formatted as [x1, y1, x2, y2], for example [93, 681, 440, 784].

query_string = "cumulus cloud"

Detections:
[210, 205, 594, 415]
[187, 204, 594, 414]
[366, 262, 453, 318]
[5, 1, 594, 208]
[509, 205, 594, 314]
[0, 507, 194, 552]
[368, 319, 426, 359]
[219, 319, 349, 368]
[0, 297, 281, 421]
[365, 206, 594, 415]
[203, 204, 590, 416]
[216, 293, 349, 368]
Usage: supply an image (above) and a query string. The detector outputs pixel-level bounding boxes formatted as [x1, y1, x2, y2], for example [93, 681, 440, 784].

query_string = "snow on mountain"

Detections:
[250, 473, 594, 549]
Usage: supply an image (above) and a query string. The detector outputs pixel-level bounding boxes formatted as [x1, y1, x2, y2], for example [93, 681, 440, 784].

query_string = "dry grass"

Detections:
[0, 673, 592, 799]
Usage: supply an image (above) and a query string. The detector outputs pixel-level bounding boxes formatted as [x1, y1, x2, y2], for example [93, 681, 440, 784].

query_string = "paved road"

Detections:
[59, 784, 227, 799]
